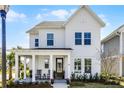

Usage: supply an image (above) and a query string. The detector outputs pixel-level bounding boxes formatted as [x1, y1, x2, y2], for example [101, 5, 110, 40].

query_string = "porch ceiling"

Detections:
[15, 48, 72, 56]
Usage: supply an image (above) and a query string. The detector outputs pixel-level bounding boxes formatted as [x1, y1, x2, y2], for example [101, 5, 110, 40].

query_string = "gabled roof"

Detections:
[27, 5, 105, 33]
[26, 21, 65, 33]
[101, 24, 124, 43]
[64, 5, 105, 27]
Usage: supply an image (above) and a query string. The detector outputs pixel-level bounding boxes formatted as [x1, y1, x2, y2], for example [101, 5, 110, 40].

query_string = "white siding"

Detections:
[65, 7, 101, 75]
[30, 28, 65, 48]
[28, 7, 102, 76]
[30, 33, 39, 48]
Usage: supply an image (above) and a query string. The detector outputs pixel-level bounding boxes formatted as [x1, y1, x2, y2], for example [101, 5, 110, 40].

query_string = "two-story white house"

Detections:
[15, 5, 105, 82]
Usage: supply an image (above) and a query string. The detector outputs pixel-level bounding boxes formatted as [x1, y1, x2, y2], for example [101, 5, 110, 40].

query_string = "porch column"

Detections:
[50, 55, 53, 79]
[15, 54, 19, 81]
[32, 55, 35, 82]
[23, 57, 26, 79]
[120, 32, 123, 76]
[67, 54, 71, 79]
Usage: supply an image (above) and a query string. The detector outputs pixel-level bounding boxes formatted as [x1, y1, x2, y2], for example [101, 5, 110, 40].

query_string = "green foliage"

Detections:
[89, 74, 93, 81]
[93, 73, 99, 81]
[7, 49, 15, 66]
[83, 73, 88, 81]
[20, 72, 24, 79]
[7, 81, 52, 88]
[7, 79, 15, 87]
[70, 81, 85, 86]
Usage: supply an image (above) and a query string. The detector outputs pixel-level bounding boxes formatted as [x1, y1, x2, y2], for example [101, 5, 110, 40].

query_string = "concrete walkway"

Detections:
[52, 80, 69, 88]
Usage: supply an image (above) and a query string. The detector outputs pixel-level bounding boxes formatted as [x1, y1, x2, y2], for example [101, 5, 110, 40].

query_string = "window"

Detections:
[85, 58, 91, 73]
[74, 58, 81, 73]
[35, 38, 39, 47]
[75, 32, 82, 45]
[84, 32, 91, 45]
[47, 33, 54, 46]
[44, 59, 49, 69]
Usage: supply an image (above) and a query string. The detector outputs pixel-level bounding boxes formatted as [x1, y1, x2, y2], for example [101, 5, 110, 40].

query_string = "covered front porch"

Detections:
[14, 48, 72, 82]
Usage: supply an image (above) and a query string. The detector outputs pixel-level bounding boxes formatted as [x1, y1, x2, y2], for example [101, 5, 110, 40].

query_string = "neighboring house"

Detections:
[101, 25, 124, 76]
[15, 5, 105, 82]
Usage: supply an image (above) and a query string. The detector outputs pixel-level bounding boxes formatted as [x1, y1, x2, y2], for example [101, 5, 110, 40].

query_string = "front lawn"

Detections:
[69, 82, 124, 88]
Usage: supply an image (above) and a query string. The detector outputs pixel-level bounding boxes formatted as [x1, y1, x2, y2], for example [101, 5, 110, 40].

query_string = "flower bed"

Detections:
[69, 81, 124, 88]
[7, 80, 53, 88]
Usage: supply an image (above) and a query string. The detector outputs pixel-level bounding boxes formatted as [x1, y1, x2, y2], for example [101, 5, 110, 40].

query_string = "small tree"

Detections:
[7, 49, 15, 80]
[101, 49, 119, 78]
[7, 46, 22, 80]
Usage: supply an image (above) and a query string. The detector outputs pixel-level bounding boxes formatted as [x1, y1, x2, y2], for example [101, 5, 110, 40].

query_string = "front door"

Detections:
[56, 58, 64, 79]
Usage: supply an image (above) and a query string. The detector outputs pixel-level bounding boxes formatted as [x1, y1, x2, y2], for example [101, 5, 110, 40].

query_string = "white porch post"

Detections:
[50, 55, 53, 79]
[24, 57, 26, 79]
[32, 55, 35, 82]
[15, 54, 19, 81]
[120, 32, 123, 76]
[67, 54, 71, 79]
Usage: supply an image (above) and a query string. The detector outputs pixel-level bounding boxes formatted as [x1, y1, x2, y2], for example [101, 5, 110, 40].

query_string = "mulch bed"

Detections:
[7, 82, 53, 88]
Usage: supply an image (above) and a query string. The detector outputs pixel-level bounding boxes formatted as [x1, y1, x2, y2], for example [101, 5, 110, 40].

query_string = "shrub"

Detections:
[51, 79, 54, 84]
[66, 79, 70, 84]
[70, 82, 85, 86]
[83, 73, 88, 81]
[7, 81, 53, 88]
[71, 72, 76, 81]
[20, 72, 24, 79]
[7, 79, 15, 87]
[93, 73, 99, 82]
[104, 79, 119, 85]
[89, 74, 93, 82]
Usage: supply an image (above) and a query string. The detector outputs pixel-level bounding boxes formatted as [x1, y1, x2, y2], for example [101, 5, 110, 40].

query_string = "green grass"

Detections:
[69, 82, 124, 88]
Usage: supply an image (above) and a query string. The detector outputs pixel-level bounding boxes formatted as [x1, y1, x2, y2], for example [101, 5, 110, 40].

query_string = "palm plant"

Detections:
[7, 49, 15, 80]
[7, 46, 22, 80]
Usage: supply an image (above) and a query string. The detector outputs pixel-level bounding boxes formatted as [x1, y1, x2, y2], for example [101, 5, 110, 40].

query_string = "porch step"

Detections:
[54, 79, 66, 83]
[53, 79, 69, 88]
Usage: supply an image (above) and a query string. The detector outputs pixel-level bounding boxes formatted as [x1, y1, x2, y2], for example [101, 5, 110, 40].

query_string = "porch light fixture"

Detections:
[0, 5, 9, 88]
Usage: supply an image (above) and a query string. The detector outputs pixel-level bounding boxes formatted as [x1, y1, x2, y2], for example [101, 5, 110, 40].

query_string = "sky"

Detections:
[0, 5, 124, 49]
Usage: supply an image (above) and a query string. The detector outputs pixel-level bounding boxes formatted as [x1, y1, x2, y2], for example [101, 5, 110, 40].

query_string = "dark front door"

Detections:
[56, 58, 64, 79]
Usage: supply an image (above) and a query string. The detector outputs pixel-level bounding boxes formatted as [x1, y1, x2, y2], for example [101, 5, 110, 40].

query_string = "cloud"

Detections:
[7, 10, 27, 22]
[50, 9, 69, 19]
[98, 14, 110, 26]
[41, 8, 48, 11]
[36, 13, 49, 20]
[36, 8, 77, 20]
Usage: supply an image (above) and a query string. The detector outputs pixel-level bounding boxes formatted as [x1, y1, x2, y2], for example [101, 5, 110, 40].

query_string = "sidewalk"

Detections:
[52, 80, 69, 88]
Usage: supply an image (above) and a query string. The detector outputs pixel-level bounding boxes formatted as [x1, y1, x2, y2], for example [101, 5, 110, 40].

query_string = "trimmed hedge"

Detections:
[7, 80, 53, 88]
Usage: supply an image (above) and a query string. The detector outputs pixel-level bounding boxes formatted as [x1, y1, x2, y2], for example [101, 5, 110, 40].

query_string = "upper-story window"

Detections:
[84, 32, 91, 45]
[35, 38, 39, 47]
[47, 33, 54, 46]
[75, 32, 82, 45]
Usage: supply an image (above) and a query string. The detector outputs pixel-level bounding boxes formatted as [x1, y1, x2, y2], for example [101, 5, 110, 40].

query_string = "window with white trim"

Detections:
[35, 38, 39, 47]
[75, 32, 82, 45]
[74, 58, 81, 73]
[44, 59, 49, 69]
[84, 32, 91, 45]
[47, 33, 54, 46]
[84, 58, 91, 73]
